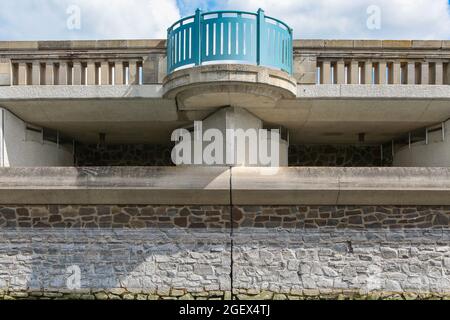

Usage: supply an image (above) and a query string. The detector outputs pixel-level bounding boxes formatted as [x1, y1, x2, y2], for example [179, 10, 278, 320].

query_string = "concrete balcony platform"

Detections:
[1, 166, 450, 205]
[0, 84, 449, 144]
[163, 64, 297, 110]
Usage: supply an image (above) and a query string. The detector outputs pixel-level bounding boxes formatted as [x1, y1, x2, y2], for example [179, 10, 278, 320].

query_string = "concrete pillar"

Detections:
[128, 61, 138, 85]
[350, 61, 359, 84]
[392, 61, 401, 84]
[407, 62, 416, 84]
[18, 63, 27, 85]
[101, 62, 109, 85]
[115, 62, 124, 85]
[321, 61, 331, 84]
[31, 62, 40, 85]
[446, 64, 450, 85]
[435, 62, 443, 85]
[86, 62, 96, 85]
[73, 62, 82, 85]
[293, 55, 317, 85]
[336, 60, 345, 84]
[58, 62, 68, 85]
[376, 61, 386, 84]
[173, 107, 288, 167]
[0, 59, 11, 86]
[421, 62, 429, 84]
[364, 61, 372, 84]
[157, 55, 167, 84]
[45, 63, 54, 85]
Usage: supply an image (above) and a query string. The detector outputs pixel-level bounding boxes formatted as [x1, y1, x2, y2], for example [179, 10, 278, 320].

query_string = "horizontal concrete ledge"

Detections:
[297, 85, 450, 100]
[0, 167, 230, 205]
[232, 167, 450, 205]
[0, 85, 163, 101]
[1, 167, 450, 205]
[1, 85, 449, 102]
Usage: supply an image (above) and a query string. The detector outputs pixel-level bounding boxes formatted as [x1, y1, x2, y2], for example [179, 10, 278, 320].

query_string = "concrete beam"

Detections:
[2, 167, 450, 205]
[0, 167, 230, 205]
[231, 167, 450, 205]
[0, 59, 11, 86]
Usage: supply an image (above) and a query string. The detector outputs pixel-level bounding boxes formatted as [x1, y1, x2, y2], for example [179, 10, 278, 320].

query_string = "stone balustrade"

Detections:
[294, 40, 450, 85]
[1, 39, 449, 86]
[0, 40, 166, 86]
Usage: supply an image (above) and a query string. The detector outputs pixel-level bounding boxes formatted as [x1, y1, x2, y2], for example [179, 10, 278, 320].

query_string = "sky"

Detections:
[0, 0, 449, 40]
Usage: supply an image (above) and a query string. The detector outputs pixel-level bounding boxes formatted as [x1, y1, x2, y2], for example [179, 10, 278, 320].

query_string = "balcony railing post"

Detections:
[289, 28, 293, 75]
[256, 8, 265, 67]
[166, 28, 171, 74]
[194, 8, 202, 67]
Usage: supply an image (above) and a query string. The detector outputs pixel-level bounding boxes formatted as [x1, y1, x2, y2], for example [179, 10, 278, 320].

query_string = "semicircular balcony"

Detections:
[163, 9, 297, 110]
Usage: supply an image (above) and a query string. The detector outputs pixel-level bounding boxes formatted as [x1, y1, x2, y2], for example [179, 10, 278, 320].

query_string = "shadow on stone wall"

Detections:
[74, 144, 393, 167]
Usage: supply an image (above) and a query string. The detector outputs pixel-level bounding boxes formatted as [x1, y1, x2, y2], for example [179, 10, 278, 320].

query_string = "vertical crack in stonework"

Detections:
[229, 166, 234, 300]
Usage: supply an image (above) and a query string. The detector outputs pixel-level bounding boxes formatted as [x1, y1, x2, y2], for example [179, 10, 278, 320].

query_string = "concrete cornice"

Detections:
[297, 85, 450, 100]
[293, 39, 450, 50]
[1, 167, 450, 205]
[0, 85, 164, 100]
[232, 167, 450, 205]
[1, 85, 449, 102]
[0, 39, 448, 51]
[0, 167, 230, 205]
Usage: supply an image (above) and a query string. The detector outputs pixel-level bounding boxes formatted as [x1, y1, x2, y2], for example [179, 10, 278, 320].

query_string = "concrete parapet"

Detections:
[1, 167, 450, 205]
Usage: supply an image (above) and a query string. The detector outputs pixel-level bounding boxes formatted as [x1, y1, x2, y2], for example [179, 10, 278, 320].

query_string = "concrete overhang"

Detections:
[1, 167, 450, 205]
[0, 167, 230, 205]
[0, 84, 449, 144]
[232, 167, 450, 205]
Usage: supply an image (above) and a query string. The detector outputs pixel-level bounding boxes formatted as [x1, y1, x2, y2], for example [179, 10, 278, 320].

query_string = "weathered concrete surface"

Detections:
[1, 84, 449, 144]
[231, 167, 450, 205]
[163, 64, 297, 110]
[0, 167, 230, 205]
[1, 167, 450, 205]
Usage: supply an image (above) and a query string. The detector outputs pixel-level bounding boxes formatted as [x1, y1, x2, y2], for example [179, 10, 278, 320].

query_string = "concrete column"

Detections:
[407, 62, 415, 84]
[115, 62, 124, 85]
[142, 57, 156, 84]
[446, 64, 450, 85]
[30, 62, 40, 85]
[157, 55, 167, 84]
[392, 61, 401, 84]
[321, 61, 331, 84]
[45, 63, 54, 85]
[336, 60, 345, 84]
[434, 62, 443, 85]
[376, 61, 386, 84]
[421, 62, 429, 84]
[350, 61, 359, 84]
[18, 63, 27, 85]
[128, 61, 138, 85]
[173, 107, 288, 167]
[364, 61, 372, 84]
[86, 62, 96, 85]
[58, 62, 68, 85]
[294, 55, 317, 85]
[0, 59, 11, 86]
[73, 62, 82, 85]
[101, 62, 109, 85]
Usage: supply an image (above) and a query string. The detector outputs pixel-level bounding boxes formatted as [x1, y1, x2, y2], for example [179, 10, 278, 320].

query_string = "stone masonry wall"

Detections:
[289, 145, 392, 167]
[75, 144, 174, 167]
[74, 144, 392, 167]
[0, 205, 449, 300]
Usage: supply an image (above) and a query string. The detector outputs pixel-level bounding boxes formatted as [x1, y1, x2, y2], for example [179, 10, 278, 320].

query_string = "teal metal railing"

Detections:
[167, 9, 293, 75]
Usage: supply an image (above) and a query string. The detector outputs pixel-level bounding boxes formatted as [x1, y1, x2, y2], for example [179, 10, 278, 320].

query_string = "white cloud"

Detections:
[0, 0, 180, 40]
[219, 0, 450, 39]
[0, 0, 449, 40]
